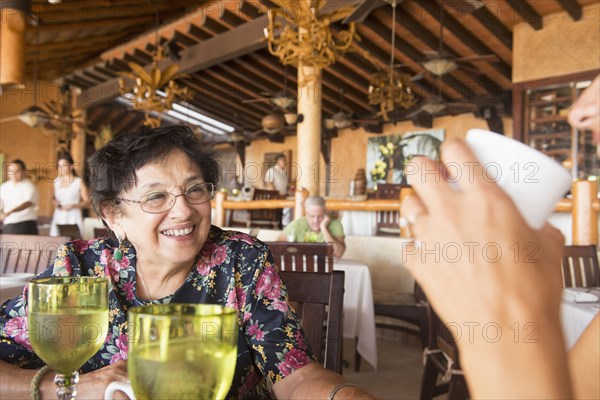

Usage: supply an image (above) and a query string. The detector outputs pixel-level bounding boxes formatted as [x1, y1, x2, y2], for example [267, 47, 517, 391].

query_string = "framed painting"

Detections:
[366, 129, 444, 187]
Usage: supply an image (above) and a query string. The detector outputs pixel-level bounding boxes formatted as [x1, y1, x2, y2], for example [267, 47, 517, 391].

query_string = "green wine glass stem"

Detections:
[54, 371, 79, 400]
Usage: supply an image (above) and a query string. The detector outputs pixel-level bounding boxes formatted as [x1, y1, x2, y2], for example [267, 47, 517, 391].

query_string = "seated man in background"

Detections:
[278, 196, 346, 259]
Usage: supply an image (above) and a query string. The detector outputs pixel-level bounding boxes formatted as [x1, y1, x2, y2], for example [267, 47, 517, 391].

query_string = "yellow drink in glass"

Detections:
[128, 304, 238, 400]
[27, 276, 109, 400]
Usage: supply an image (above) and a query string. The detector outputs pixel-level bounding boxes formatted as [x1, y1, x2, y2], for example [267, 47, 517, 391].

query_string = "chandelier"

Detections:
[368, 71, 416, 121]
[119, 45, 191, 128]
[265, 0, 357, 69]
[367, 0, 415, 121]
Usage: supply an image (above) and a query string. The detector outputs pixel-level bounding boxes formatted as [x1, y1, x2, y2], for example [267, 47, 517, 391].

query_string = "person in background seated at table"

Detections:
[401, 74, 599, 400]
[278, 196, 346, 259]
[0, 125, 375, 400]
[0, 159, 39, 235]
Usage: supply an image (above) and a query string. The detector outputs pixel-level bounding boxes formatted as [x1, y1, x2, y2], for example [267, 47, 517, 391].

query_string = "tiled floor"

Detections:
[342, 333, 424, 399]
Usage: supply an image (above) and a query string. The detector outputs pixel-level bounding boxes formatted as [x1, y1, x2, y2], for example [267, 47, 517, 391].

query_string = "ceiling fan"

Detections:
[394, 5, 498, 80]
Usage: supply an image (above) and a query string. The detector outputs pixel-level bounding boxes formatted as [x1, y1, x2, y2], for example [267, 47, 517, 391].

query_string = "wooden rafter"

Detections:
[504, 0, 543, 30]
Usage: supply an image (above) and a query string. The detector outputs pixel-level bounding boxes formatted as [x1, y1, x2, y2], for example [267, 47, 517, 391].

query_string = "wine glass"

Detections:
[27, 277, 109, 400]
[128, 304, 238, 400]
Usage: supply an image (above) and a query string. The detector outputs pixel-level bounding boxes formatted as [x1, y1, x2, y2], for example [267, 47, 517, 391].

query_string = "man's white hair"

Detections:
[304, 196, 326, 208]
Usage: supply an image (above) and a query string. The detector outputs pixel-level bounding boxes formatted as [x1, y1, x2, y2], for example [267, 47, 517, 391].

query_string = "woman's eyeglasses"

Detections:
[116, 182, 215, 214]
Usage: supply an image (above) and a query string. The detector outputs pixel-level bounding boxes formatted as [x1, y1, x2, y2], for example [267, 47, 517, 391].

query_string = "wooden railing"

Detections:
[212, 180, 599, 245]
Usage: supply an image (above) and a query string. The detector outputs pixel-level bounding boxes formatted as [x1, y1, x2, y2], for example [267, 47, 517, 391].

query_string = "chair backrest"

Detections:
[280, 270, 344, 373]
[57, 224, 82, 240]
[374, 183, 402, 199]
[0, 234, 71, 274]
[374, 184, 403, 236]
[248, 189, 283, 228]
[266, 242, 334, 273]
[561, 245, 600, 288]
[94, 227, 110, 238]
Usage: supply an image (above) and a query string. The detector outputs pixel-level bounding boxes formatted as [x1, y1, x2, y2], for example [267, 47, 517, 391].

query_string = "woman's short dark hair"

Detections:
[85, 125, 220, 216]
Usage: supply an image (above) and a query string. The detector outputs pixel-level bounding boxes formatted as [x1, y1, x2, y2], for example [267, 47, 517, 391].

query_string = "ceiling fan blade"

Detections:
[242, 98, 270, 104]
[410, 71, 427, 82]
[455, 54, 499, 63]
[422, 50, 443, 59]
[342, 0, 387, 24]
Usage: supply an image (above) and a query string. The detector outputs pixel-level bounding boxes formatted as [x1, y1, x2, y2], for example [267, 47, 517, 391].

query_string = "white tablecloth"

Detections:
[333, 259, 378, 369]
[560, 287, 600, 349]
[340, 211, 377, 236]
[0, 274, 33, 304]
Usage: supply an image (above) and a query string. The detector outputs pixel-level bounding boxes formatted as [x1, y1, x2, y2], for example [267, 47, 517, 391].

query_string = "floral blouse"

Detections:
[0, 226, 315, 399]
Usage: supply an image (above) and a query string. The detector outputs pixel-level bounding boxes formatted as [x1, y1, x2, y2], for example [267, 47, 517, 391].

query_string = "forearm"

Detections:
[0, 361, 54, 400]
[320, 228, 345, 259]
[273, 362, 374, 399]
[458, 315, 572, 399]
[5, 201, 34, 214]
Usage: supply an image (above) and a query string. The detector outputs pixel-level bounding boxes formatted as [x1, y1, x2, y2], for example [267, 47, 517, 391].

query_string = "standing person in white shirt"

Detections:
[264, 154, 291, 226]
[0, 159, 39, 234]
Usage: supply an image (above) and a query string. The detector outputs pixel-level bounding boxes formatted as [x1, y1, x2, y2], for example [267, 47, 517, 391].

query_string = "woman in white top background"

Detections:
[49, 153, 90, 237]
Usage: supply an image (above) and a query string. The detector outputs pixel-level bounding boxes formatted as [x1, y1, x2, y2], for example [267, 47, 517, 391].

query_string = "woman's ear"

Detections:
[100, 206, 124, 238]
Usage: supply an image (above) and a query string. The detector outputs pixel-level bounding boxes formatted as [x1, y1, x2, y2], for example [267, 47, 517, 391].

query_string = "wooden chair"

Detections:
[355, 282, 428, 371]
[94, 227, 110, 238]
[57, 224, 82, 240]
[0, 234, 71, 275]
[420, 304, 470, 400]
[230, 189, 282, 229]
[374, 183, 403, 236]
[280, 270, 345, 373]
[561, 245, 600, 288]
[266, 242, 334, 273]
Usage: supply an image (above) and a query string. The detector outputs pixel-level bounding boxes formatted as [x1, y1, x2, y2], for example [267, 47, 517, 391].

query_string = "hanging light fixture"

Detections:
[367, 0, 416, 121]
[265, 0, 357, 69]
[118, 2, 191, 127]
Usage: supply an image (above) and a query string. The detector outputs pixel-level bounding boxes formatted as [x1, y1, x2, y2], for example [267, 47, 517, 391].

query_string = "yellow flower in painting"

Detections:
[387, 142, 394, 150]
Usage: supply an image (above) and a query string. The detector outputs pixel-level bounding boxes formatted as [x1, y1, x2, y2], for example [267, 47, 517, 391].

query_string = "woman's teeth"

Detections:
[162, 227, 193, 236]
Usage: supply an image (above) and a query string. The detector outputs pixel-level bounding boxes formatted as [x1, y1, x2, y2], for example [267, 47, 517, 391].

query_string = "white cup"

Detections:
[104, 381, 135, 400]
[286, 233, 295, 242]
[464, 129, 572, 229]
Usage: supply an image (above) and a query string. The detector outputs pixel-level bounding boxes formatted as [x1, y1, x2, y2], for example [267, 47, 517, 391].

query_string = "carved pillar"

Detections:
[296, 62, 321, 195]
[0, 1, 27, 87]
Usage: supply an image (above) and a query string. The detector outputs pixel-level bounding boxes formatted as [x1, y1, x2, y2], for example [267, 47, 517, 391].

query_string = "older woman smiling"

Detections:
[0, 125, 375, 400]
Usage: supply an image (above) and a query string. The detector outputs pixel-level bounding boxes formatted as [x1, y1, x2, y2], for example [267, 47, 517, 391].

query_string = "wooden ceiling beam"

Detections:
[504, 0, 543, 30]
[36, 15, 155, 32]
[77, 15, 269, 109]
[556, 0, 583, 21]
[459, 0, 513, 49]
[419, 0, 512, 81]
[394, 5, 506, 95]
[239, 0, 261, 19]
[342, 29, 442, 101]
[360, 17, 474, 100]
[206, 65, 280, 115]
[189, 71, 268, 120]
[245, 54, 343, 115]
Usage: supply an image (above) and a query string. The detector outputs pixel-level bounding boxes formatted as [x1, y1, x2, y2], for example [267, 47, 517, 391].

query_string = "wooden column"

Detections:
[0, 3, 27, 87]
[572, 180, 599, 245]
[214, 191, 227, 228]
[70, 110, 87, 177]
[296, 62, 322, 196]
[294, 188, 309, 220]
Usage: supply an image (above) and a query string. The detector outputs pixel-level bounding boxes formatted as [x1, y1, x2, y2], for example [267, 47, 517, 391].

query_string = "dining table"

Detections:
[333, 258, 378, 370]
[0, 273, 33, 304]
[560, 287, 600, 349]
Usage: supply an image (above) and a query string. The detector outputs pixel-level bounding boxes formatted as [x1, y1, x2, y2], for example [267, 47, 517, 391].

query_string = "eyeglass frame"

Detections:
[115, 182, 215, 214]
